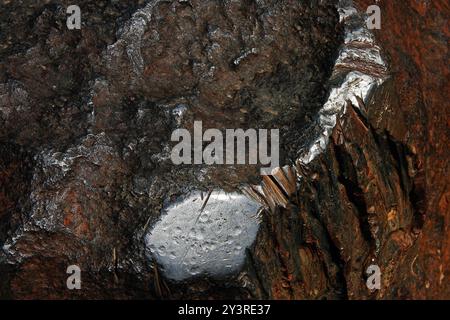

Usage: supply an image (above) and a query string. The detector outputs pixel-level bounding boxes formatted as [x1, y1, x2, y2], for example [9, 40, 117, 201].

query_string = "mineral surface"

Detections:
[0, 0, 448, 299]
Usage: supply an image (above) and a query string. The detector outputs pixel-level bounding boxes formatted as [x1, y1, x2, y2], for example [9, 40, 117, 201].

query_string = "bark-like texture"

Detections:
[238, 0, 449, 300]
[0, 0, 448, 299]
[352, 0, 449, 299]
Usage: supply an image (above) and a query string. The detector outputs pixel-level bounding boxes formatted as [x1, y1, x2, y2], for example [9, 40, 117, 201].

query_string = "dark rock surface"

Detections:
[0, 0, 448, 299]
[0, 0, 341, 299]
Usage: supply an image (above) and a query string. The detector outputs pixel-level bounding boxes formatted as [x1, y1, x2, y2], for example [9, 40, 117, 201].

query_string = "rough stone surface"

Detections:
[0, 0, 448, 300]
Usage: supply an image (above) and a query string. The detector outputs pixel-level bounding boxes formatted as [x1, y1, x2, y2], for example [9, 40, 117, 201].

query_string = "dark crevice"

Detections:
[386, 132, 411, 195]
[307, 193, 348, 299]
[333, 143, 374, 248]
[265, 207, 296, 299]
[385, 133, 426, 230]
[245, 247, 270, 299]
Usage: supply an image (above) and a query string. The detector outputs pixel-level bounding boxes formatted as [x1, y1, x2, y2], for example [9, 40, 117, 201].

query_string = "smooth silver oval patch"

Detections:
[145, 190, 261, 281]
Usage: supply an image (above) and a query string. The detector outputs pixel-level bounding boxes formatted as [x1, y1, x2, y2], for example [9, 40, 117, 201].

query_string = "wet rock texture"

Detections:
[0, 0, 448, 299]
